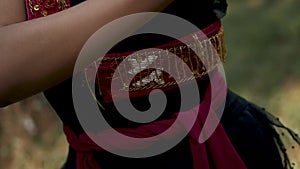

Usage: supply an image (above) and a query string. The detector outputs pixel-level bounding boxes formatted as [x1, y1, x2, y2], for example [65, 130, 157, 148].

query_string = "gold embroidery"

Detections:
[86, 28, 226, 94]
[28, 0, 69, 17]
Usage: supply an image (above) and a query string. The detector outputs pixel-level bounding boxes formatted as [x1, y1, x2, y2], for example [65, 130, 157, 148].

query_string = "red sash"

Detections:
[63, 71, 247, 169]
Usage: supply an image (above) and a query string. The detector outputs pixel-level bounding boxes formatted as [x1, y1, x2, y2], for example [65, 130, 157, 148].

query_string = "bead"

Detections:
[192, 70, 199, 75]
[41, 10, 48, 16]
[183, 57, 189, 62]
[33, 4, 40, 11]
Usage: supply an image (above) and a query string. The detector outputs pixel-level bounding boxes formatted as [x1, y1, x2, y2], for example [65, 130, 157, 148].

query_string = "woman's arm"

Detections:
[0, 0, 172, 107]
[0, 0, 26, 25]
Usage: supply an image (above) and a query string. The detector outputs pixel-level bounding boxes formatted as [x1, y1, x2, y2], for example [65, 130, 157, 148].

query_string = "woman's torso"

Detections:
[43, 1, 228, 168]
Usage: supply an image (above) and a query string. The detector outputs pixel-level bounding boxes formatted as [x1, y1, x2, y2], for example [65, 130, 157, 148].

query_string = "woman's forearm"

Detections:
[0, 0, 172, 107]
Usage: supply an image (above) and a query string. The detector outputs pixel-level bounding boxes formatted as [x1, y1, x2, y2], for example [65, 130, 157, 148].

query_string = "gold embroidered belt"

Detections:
[84, 20, 226, 103]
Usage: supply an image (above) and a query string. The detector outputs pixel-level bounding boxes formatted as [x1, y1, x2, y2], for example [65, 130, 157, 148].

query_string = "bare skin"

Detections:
[0, 0, 172, 107]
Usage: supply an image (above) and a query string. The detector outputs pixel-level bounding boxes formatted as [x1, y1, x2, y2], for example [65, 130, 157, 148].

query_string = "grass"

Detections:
[223, 0, 300, 167]
[223, 0, 300, 132]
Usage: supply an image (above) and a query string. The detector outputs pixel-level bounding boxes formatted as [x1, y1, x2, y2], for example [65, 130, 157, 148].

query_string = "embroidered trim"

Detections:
[83, 26, 227, 105]
[90, 27, 225, 92]
[25, 0, 70, 19]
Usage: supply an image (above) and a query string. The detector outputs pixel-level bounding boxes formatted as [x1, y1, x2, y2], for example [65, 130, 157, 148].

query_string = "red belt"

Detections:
[85, 20, 226, 104]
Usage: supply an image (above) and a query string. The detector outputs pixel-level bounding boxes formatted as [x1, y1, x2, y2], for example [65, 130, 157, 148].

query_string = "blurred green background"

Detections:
[0, 0, 299, 168]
